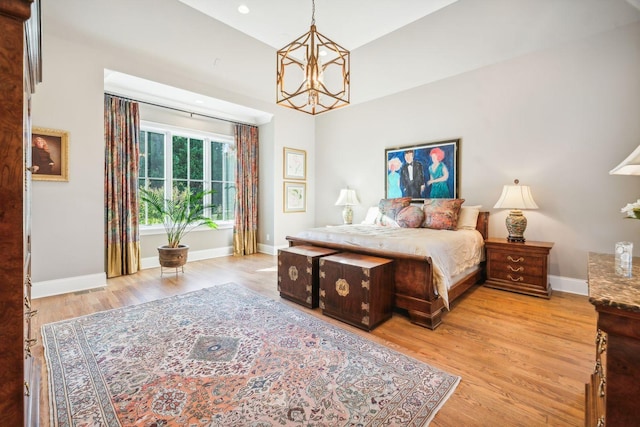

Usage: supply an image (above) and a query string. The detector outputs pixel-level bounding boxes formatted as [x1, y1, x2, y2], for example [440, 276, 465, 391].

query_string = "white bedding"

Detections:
[294, 225, 485, 308]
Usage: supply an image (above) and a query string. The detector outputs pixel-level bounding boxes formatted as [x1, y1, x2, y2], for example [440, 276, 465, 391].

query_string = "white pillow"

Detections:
[361, 206, 380, 225]
[456, 205, 482, 230]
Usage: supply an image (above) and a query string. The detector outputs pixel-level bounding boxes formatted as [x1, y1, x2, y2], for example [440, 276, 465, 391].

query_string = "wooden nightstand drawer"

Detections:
[487, 254, 545, 286]
[487, 251, 545, 269]
[484, 238, 554, 298]
[487, 267, 545, 287]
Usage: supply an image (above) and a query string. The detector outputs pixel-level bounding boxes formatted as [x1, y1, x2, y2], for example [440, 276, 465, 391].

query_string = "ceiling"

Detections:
[43, 0, 640, 119]
[177, 0, 459, 50]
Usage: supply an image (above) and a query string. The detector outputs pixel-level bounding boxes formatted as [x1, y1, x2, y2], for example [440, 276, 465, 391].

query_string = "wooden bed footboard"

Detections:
[285, 212, 489, 329]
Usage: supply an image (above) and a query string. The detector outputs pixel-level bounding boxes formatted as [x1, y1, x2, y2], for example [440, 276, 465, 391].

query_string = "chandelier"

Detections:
[276, 0, 350, 115]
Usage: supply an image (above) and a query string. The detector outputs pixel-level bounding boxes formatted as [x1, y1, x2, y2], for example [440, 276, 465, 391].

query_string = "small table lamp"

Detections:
[335, 188, 360, 224]
[493, 179, 539, 242]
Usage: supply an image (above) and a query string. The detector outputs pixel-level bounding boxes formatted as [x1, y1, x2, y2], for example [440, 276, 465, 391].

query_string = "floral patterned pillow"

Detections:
[375, 197, 412, 227]
[397, 205, 425, 228]
[422, 199, 465, 230]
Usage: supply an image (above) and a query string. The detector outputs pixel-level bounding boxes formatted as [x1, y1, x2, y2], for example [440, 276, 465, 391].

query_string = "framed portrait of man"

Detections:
[385, 139, 459, 201]
[31, 127, 69, 182]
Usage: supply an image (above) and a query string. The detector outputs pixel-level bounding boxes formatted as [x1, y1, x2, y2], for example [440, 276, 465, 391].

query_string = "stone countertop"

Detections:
[588, 252, 640, 313]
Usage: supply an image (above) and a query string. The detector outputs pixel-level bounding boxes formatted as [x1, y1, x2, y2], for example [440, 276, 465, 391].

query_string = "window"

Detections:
[138, 122, 236, 226]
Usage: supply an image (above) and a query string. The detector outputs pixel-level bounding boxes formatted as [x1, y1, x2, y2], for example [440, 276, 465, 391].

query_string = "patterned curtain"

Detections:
[233, 124, 259, 256]
[104, 94, 141, 277]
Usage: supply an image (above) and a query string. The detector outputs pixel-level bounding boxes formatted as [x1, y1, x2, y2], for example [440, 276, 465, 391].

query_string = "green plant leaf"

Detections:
[140, 187, 218, 248]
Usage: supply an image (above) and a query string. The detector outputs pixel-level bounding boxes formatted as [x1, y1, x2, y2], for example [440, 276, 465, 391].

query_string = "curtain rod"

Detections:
[104, 92, 257, 127]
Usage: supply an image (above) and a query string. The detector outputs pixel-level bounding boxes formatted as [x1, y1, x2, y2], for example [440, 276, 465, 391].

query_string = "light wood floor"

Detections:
[32, 253, 596, 426]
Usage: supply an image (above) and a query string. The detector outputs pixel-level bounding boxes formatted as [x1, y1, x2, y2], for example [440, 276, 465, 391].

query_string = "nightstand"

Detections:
[484, 238, 554, 298]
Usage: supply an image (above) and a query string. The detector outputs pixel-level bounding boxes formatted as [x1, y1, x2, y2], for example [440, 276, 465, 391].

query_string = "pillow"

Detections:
[422, 198, 465, 230]
[361, 206, 380, 225]
[397, 205, 425, 228]
[456, 205, 482, 230]
[375, 197, 412, 227]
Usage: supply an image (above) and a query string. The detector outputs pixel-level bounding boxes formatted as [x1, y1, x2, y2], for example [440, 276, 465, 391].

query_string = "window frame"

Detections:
[138, 120, 235, 233]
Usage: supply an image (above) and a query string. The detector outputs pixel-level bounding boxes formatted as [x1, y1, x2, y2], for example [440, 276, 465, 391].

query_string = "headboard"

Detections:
[476, 212, 490, 240]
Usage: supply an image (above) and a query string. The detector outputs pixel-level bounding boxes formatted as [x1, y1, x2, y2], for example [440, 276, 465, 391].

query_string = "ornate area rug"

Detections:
[42, 283, 460, 426]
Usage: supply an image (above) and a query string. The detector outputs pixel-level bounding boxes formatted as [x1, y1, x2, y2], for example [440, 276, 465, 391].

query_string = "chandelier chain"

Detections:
[311, 0, 316, 26]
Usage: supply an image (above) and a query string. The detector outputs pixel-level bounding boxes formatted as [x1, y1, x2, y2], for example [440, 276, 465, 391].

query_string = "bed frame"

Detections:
[286, 212, 489, 330]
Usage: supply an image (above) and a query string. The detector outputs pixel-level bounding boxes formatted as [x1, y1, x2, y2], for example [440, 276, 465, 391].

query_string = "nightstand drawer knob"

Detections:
[507, 274, 523, 282]
[507, 255, 525, 263]
[508, 265, 524, 272]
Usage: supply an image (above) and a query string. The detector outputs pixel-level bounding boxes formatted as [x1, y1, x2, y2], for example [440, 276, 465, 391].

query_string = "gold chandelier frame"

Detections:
[276, 1, 350, 115]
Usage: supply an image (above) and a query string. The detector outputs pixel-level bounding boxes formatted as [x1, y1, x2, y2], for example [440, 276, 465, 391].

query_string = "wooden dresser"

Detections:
[0, 1, 42, 425]
[586, 252, 640, 427]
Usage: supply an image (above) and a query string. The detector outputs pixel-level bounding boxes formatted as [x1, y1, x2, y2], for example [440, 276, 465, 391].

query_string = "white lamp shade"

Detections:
[335, 189, 360, 206]
[493, 185, 539, 210]
[610, 144, 640, 175]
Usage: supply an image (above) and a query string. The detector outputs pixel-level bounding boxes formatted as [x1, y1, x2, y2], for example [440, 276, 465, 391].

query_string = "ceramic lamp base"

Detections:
[506, 209, 527, 242]
[342, 205, 353, 224]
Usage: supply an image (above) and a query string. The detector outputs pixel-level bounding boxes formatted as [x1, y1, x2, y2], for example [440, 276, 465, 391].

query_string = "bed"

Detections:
[286, 207, 489, 330]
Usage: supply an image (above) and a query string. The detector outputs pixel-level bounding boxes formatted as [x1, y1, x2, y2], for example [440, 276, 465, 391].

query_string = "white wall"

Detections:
[272, 112, 316, 247]
[31, 1, 640, 297]
[315, 22, 640, 282]
[31, 36, 105, 287]
[31, 30, 314, 296]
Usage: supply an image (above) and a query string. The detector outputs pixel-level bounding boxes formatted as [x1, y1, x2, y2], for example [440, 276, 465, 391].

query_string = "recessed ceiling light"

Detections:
[238, 4, 250, 14]
[194, 99, 204, 104]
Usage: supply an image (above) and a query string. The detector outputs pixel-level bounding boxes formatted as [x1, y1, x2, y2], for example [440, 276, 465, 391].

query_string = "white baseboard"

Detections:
[32, 273, 107, 299]
[31, 255, 588, 300]
[257, 243, 288, 256]
[549, 275, 588, 296]
[141, 246, 233, 269]
[257, 243, 275, 255]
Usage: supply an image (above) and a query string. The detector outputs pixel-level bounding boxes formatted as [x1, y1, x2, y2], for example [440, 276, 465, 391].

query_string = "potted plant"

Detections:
[139, 187, 218, 268]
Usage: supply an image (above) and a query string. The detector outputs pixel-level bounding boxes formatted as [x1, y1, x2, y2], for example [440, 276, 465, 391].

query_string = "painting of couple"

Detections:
[386, 139, 459, 200]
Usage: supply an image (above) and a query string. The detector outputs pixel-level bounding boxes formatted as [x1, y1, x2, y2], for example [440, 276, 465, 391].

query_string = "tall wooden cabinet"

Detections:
[586, 253, 640, 427]
[0, 1, 42, 425]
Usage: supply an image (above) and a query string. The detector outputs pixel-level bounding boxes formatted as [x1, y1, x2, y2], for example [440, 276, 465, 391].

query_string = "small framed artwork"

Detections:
[385, 139, 459, 201]
[31, 127, 69, 182]
[283, 147, 306, 180]
[284, 181, 306, 213]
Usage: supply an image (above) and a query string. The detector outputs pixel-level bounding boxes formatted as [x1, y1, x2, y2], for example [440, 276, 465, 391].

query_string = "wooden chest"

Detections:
[484, 238, 554, 298]
[319, 252, 394, 331]
[278, 245, 339, 308]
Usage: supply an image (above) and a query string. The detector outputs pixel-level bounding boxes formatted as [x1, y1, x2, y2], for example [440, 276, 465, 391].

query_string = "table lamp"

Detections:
[610, 144, 640, 175]
[335, 188, 360, 224]
[493, 179, 539, 242]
